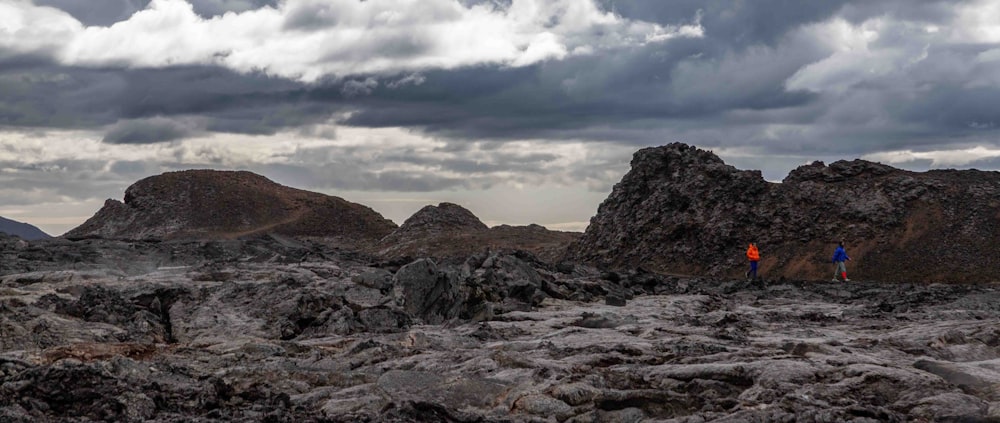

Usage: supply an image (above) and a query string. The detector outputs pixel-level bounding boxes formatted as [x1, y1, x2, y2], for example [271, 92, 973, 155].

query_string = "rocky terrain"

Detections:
[63, 170, 398, 246]
[5, 146, 1000, 421]
[568, 142, 1000, 283]
[1, 234, 999, 422]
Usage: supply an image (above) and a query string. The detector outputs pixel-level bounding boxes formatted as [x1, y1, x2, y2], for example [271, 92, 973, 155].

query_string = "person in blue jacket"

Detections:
[832, 241, 851, 282]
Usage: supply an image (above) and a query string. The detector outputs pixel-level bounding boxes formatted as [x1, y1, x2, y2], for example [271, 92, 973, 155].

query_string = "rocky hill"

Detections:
[0, 216, 51, 240]
[63, 170, 397, 243]
[376, 203, 580, 262]
[568, 142, 1000, 283]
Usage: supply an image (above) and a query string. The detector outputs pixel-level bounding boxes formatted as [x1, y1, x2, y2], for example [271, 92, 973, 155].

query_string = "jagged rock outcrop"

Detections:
[376, 202, 580, 262]
[392, 258, 465, 324]
[568, 142, 1000, 282]
[63, 170, 397, 243]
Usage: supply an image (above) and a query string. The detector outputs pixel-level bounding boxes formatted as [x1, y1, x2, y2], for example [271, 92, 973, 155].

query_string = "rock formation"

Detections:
[63, 170, 397, 244]
[377, 203, 580, 263]
[376, 202, 488, 256]
[568, 142, 1000, 283]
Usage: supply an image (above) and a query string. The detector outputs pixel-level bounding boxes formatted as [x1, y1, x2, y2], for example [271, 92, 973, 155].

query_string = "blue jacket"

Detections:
[832, 246, 850, 263]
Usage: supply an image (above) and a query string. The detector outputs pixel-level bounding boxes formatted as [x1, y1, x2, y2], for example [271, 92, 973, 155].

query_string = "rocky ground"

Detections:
[0, 236, 998, 422]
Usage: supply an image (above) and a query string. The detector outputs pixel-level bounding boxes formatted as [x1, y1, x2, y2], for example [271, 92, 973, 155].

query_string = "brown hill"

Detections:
[567, 143, 1000, 283]
[376, 203, 580, 262]
[64, 170, 397, 243]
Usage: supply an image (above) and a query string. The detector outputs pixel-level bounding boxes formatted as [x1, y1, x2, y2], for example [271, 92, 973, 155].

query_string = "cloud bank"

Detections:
[7, 0, 702, 81]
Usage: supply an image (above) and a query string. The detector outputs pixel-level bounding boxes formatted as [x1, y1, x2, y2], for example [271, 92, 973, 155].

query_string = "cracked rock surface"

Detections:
[0, 236, 998, 421]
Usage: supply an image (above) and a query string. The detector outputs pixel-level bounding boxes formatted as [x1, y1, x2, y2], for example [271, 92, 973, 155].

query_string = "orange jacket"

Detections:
[746, 244, 759, 261]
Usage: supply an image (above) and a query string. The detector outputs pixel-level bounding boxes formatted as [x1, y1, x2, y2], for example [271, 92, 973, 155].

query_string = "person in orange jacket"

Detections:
[745, 242, 760, 281]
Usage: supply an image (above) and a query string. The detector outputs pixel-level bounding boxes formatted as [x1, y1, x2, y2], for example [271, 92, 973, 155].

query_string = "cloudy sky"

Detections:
[2, 0, 1000, 236]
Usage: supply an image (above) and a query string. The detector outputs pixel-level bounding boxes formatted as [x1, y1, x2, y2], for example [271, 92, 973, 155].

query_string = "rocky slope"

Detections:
[568, 142, 1000, 283]
[376, 203, 580, 263]
[0, 216, 51, 240]
[0, 236, 998, 421]
[64, 170, 397, 244]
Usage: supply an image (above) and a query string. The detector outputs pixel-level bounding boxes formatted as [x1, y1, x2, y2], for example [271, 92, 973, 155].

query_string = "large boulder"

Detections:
[391, 259, 464, 324]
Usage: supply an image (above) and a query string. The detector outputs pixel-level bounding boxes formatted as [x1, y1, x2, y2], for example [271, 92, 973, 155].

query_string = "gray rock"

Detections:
[377, 370, 510, 411]
[351, 269, 393, 291]
[0, 234, 998, 422]
[356, 307, 411, 333]
[550, 383, 602, 406]
[512, 394, 574, 420]
[392, 259, 463, 324]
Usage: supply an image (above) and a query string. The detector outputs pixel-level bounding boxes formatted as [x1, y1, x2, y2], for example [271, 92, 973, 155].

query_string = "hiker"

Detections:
[832, 241, 851, 282]
[745, 242, 759, 281]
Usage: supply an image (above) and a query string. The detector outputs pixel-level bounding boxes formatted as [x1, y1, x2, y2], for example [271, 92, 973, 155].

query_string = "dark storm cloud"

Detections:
[0, 159, 132, 204]
[339, 39, 819, 142]
[2, 0, 828, 148]
[33, 0, 147, 27]
[103, 117, 197, 144]
[895, 85, 1000, 134]
[318, 0, 1000, 159]
[376, 150, 559, 174]
[34, 0, 279, 26]
[0, 1, 870, 149]
[239, 161, 466, 193]
[187, 0, 280, 16]
[0, 62, 346, 141]
[376, 171, 466, 192]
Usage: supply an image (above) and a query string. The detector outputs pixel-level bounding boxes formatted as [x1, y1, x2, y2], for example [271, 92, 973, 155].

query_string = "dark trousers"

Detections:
[748, 261, 758, 279]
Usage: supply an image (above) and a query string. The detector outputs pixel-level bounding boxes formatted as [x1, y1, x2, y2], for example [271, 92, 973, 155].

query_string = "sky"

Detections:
[2, 0, 1000, 236]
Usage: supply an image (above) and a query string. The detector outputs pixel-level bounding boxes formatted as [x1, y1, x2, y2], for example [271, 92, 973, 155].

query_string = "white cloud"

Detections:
[786, 18, 907, 93]
[0, 0, 82, 58]
[6, 0, 702, 82]
[862, 146, 1000, 167]
[952, 0, 1000, 43]
[787, 1, 1000, 95]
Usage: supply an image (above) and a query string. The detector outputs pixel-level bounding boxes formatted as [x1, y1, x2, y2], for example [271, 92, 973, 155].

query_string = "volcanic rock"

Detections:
[0, 236, 998, 421]
[64, 170, 397, 244]
[377, 202, 580, 263]
[391, 258, 464, 324]
[389, 202, 489, 236]
[568, 142, 1000, 282]
[376, 202, 487, 258]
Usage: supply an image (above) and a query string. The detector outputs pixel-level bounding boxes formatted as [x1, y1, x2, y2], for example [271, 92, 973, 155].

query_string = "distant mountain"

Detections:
[0, 216, 51, 240]
[568, 142, 1000, 283]
[64, 169, 397, 243]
